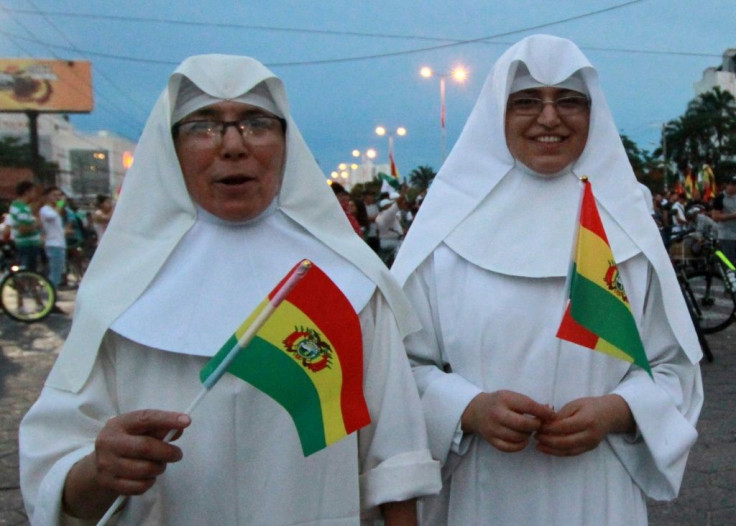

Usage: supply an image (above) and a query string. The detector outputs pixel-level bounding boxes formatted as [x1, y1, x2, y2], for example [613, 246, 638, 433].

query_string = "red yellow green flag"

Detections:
[556, 179, 652, 377]
[200, 260, 371, 456]
[390, 150, 400, 179]
[700, 163, 716, 201]
[683, 169, 695, 199]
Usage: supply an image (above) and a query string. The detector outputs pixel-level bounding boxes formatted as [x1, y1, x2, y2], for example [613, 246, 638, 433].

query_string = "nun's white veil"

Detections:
[48, 55, 418, 392]
[392, 35, 700, 363]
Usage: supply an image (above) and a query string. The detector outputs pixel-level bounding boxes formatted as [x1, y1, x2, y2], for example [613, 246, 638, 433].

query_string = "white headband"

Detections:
[509, 65, 589, 97]
[172, 78, 284, 124]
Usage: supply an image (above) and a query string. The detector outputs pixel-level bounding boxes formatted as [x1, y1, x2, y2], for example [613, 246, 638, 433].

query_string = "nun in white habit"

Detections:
[391, 35, 703, 525]
[20, 55, 440, 525]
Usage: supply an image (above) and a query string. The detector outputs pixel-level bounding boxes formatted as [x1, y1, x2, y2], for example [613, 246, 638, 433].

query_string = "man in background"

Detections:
[712, 175, 736, 263]
[8, 181, 42, 272]
[39, 187, 69, 290]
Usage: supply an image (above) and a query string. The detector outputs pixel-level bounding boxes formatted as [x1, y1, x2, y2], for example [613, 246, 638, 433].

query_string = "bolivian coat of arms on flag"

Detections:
[556, 178, 653, 378]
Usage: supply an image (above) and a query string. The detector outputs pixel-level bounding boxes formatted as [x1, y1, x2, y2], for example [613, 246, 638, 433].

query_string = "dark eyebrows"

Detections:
[183, 107, 279, 120]
[508, 88, 587, 99]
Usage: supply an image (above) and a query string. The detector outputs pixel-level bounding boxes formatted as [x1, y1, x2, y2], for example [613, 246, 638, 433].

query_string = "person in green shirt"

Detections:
[8, 181, 42, 272]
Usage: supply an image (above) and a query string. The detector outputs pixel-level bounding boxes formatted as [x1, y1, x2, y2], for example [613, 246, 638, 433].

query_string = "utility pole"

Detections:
[661, 123, 668, 192]
[26, 110, 43, 186]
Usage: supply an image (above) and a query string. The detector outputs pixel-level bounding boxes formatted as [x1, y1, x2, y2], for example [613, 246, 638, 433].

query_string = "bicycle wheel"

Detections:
[678, 280, 714, 362]
[0, 270, 56, 322]
[686, 270, 736, 333]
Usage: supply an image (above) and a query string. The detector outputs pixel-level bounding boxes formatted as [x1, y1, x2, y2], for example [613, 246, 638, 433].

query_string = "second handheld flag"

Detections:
[556, 178, 653, 377]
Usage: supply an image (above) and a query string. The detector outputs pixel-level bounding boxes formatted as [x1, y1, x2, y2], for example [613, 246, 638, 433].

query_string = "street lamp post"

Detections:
[375, 126, 406, 177]
[420, 65, 467, 162]
[331, 148, 378, 189]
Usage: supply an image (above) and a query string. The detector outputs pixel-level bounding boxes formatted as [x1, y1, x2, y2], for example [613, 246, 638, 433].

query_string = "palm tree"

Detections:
[662, 87, 736, 182]
[0, 136, 59, 183]
[408, 165, 437, 190]
[621, 134, 645, 176]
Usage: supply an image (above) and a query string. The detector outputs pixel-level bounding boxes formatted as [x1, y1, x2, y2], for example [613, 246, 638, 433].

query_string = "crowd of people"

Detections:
[331, 181, 423, 266]
[17, 35, 704, 526]
[2, 181, 114, 299]
[652, 176, 736, 265]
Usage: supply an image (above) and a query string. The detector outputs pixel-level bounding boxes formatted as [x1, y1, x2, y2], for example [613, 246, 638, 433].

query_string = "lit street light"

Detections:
[353, 148, 377, 162]
[331, 149, 379, 188]
[375, 126, 406, 178]
[420, 65, 468, 162]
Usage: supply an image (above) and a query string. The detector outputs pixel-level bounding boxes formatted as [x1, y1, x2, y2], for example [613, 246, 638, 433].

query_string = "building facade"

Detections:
[0, 112, 136, 201]
[694, 49, 736, 98]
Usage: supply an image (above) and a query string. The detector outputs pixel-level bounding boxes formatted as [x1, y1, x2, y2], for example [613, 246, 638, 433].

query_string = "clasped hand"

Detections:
[461, 391, 633, 457]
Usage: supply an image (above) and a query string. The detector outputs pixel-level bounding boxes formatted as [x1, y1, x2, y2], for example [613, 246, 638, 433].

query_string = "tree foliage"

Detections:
[0, 136, 35, 166]
[407, 165, 437, 190]
[661, 87, 736, 183]
[0, 135, 59, 184]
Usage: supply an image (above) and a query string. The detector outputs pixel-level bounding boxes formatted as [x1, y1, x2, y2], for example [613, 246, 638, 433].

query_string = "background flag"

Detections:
[200, 260, 371, 456]
[700, 163, 716, 201]
[378, 171, 401, 194]
[556, 179, 653, 377]
[389, 150, 400, 179]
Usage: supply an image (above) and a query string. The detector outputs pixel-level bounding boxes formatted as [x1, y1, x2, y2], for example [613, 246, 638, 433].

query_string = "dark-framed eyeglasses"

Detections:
[507, 95, 590, 117]
[172, 115, 286, 146]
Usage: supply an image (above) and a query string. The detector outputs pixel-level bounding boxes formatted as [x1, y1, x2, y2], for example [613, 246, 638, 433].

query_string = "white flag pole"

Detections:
[96, 260, 312, 525]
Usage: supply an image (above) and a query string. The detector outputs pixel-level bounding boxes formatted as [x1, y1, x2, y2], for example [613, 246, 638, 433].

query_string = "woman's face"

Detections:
[174, 101, 286, 222]
[347, 199, 358, 216]
[504, 87, 590, 175]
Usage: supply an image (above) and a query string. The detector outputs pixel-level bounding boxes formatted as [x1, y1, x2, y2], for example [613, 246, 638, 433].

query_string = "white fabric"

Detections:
[20, 294, 441, 525]
[392, 34, 701, 364]
[46, 54, 418, 393]
[40, 205, 66, 248]
[376, 202, 403, 242]
[671, 201, 687, 234]
[391, 34, 703, 525]
[403, 248, 702, 525]
[20, 54, 440, 524]
[509, 63, 589, 96]
[171, 79, 283, 124]
[111, 204, 374, 357]
[639, 183, 655, 214]
[443, 166, 640, 277]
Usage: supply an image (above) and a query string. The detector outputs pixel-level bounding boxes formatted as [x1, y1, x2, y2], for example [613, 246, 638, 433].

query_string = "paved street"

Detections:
[0, 288, 734, 525]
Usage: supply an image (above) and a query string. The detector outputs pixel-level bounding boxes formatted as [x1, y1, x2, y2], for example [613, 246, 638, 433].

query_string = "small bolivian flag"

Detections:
[556, 179, 653, 377]
[200, 260, 371, 456]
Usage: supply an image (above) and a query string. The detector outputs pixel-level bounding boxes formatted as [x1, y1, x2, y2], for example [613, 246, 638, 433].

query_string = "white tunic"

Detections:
[20, 293, 439, 526]
[404, 245, 703, 526]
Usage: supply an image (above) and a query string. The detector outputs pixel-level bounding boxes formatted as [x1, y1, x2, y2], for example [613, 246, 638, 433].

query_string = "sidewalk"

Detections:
[0, 288, 735, 525]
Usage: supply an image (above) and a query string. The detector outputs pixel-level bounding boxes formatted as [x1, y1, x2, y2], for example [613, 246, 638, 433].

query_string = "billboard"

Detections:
[0, 59, 93, 113]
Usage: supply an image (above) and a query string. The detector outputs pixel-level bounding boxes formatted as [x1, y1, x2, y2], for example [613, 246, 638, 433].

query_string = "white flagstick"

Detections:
[550, 175, 587, 409]
[96, 260, 312, 525]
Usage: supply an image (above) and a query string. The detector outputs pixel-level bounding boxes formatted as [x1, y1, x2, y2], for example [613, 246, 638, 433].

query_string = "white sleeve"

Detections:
[609, 261, 704, 500]
[357, 291, 441, 518]
[401, 255, 482, 466]
[19, 335, 119, 526]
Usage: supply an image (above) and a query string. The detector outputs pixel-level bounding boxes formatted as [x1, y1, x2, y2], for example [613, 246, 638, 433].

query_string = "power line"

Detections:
[0, 0, 722, 69]
[0, 4, 147, 136]
[3, 6, 457, 43]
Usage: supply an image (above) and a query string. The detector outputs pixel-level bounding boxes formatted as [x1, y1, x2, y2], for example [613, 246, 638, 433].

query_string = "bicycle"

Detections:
[672, 256, 714, 362]
[669, 228, 736, 334]
[0, 243, 56, 322]
[64, 242, 92, 288]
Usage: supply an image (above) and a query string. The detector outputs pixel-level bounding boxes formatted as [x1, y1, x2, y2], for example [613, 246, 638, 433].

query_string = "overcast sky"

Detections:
[0, 0, 733, 177]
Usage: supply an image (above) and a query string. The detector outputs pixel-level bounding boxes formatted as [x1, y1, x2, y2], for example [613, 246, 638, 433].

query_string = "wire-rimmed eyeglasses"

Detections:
[507, 95, 590, 117]
[173, 115, 286, 146]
